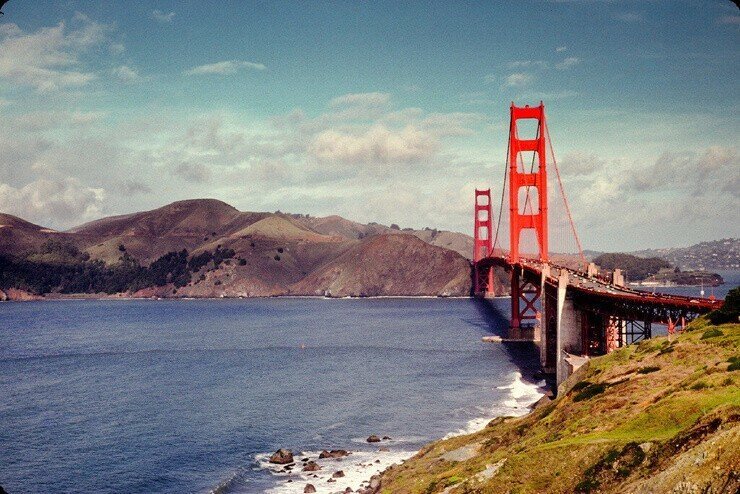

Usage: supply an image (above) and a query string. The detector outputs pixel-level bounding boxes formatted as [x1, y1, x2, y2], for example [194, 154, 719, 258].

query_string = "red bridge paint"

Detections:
[474, 102, 723, 352]
[508, 102, 548, 264]
[473, 189, 495, 296]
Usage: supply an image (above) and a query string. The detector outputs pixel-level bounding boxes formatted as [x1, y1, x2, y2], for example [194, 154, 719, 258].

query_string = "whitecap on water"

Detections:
[257, 448, 416, 494]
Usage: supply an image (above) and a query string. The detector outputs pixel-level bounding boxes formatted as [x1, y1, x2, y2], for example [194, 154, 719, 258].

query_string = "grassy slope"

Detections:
[379, 319, 740, 493]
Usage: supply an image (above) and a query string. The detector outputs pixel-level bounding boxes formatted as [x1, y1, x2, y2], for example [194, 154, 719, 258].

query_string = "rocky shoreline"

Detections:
[260, 435, 406, 494]
[259, 374, 546, 494]
[0, 289, 485, 302]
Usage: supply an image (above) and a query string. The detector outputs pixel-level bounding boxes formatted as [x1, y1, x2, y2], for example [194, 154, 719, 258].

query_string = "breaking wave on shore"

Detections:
[256, 448, 416, 494]
[444, 371, 546, 439]
[246, 371, 546, 493]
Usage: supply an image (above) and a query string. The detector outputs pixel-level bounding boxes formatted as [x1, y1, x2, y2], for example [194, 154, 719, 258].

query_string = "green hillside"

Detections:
[376, 316, 740, 493]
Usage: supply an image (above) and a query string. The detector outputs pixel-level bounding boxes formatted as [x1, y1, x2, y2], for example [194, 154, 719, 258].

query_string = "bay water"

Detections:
[0, 298, 545, 493]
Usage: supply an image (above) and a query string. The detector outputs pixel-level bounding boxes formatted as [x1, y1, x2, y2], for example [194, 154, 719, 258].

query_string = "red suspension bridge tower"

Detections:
[508, 102, 548, 336]
[473, 102, 722, 382]
[473, 189, 495, 296]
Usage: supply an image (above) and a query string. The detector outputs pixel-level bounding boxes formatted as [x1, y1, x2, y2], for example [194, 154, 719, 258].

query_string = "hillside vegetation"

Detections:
[593, 252, 671, 281]
[375, 314, 740, 493]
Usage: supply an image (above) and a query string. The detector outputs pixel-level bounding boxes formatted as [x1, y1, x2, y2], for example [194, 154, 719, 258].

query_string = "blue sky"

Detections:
[0, 0, 738, 251]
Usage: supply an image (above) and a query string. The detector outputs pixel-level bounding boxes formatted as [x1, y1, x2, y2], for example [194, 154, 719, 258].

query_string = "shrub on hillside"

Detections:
[707, 286, 739, 325]
[573, 383, 606, 402]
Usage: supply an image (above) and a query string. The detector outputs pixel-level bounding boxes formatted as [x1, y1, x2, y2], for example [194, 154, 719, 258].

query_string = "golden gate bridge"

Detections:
[472, 103, 723, 385]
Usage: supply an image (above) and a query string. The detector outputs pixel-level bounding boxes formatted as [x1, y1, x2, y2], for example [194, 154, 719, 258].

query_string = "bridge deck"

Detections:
[481, 255, 723, 314]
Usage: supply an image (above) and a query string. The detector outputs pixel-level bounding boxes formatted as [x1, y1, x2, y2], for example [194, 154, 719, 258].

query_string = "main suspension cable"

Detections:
[491, 118, 511, 255]
[543, 116, 586, 264]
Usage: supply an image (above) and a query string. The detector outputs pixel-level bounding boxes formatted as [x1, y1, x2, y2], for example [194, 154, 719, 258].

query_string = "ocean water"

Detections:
[0, 298, 545, 494]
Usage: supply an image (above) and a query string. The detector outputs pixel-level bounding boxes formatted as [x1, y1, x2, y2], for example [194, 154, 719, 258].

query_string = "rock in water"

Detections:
[369, 474, 381, 490]
[333, 470, 345, 478]
[366, 435, 381, 443]
[269, 448, 294, 464]
[302, 461, 321, 472]
[304, 484, 316, 493]
[320, 449, 350, 458]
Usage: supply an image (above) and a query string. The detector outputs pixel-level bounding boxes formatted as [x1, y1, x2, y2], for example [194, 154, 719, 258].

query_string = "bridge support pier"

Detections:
[554, 272, 587, 386]
[509, 266, 541, 340]
[474, 264, 496, 298]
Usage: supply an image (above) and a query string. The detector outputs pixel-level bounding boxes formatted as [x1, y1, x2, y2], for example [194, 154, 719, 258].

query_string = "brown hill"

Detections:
[410, 229, 474, 259]
[295, 214, 378, 239]
[68, 198, 243, 238]
[0, 213, 72, 256]
[289, 234, 472, 297]
[1, 199, 482, 298]
[66, 199, 273, 264]
[293, 214, 476, 259]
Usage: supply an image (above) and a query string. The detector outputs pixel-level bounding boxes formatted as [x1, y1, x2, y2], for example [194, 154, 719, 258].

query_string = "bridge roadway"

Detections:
[485, 255, 723, 321]
[480, 255, 724, 386]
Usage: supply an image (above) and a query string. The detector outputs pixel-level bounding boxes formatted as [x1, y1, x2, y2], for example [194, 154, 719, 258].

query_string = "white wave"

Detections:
[444, 371, 546, 439]
[258, 448, 415, 494]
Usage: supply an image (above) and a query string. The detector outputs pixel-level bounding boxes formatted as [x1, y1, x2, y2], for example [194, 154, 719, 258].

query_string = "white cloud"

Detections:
[627, 146, 739, 195]
[152, 10, 175, 23]
[556, 46, 567, 52]
[12, 110, 105, 131]
[0, 177, 104, 226]
[0, 15, 110, 92]
[184, 60, 266, 75]
[555, 57, 580, 70]
[559, 153, 607, 175]
[111, 65, 141, 83]
[308, 124, 438, 166]
[329, 92, 391, 107]
[244, 159, 290, 184]
[322, 92, 393, 121]
[121, 180, 152, 195]
[552, 146, 740, 250]
[173, 162, 211, 183]
[503, 72, 533, 87]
